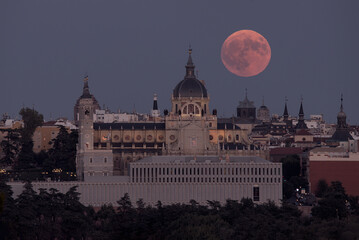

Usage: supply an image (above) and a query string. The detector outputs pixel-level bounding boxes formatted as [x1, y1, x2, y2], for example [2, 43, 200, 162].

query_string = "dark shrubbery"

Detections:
[1, 180, 359, 240]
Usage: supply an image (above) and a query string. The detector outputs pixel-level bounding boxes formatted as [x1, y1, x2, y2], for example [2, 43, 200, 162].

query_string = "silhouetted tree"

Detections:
[0, 129, 21, 166]
[281, 155, 301, 180]
[316, 179, 329, 198]
[19, 107, 44, 140]
[47, 126, 78, 173]
[312, 181, 348, 220]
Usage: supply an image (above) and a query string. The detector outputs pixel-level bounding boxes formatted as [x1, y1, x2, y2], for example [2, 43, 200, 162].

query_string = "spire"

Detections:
[81, 75, 92, 99]
[337, 94, 347, 129]
[295, 97, 307, 129]
[151, 94, 160, 117]
[262, 96, 264, 106]
[283, 96, 289, 120]
[185, 46, 195, 78]
[299, 102, 304, 117]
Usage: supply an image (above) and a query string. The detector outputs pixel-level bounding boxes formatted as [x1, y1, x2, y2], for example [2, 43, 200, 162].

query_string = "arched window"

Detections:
[182, 103, 201, 116]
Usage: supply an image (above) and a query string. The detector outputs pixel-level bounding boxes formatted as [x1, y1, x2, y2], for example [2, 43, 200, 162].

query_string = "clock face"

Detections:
[147, 135, 153, 141]
[136, 135, 142, 141]
[170, 135, 176, 141]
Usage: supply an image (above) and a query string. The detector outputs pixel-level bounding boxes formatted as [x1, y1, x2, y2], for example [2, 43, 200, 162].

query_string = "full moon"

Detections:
[221, 30, 271, 77]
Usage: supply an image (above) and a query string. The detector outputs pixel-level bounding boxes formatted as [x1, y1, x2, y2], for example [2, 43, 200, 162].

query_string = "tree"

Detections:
[0, 129, 21, 166]
[117, 193, 133, 212]
[312, 181, 348, 220]
[60, 186, 91, 239]
[289, 176, 308, 191]
[15, 182, 39, 239]
[14, 108, 43, 171]
[0, 180, 17, 239]
[165, 214, 234, 240]
[19, 107, 44, 140]
[47, 126, 78, 173]
[281, 155, 301, 181]
[316, 179, 329, 198]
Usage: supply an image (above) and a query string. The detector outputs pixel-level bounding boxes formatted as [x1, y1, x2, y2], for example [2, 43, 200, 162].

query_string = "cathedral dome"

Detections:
[173, 48, 208, 98]
[173, 78, 208, 98]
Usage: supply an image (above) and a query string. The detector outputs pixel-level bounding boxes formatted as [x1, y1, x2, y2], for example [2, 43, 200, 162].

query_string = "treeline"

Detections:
[0, 108, 78, 181]
[1, 181, 359, 240]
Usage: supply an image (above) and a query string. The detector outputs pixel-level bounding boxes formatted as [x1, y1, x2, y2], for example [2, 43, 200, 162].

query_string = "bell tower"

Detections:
[75, 76, 114, 180]
[78, 76, 95, 152]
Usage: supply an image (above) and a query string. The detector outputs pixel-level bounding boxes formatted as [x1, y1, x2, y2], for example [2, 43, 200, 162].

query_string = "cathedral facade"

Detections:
[75, 49, 266, 179]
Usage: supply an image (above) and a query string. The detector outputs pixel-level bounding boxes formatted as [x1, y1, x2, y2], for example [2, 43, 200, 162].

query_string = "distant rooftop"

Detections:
[310, 147, 346, 153]
[133, 155, 270, 164]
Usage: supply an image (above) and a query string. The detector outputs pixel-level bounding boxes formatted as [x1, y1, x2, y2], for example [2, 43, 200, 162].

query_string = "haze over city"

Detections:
[1, 0, 358, 123]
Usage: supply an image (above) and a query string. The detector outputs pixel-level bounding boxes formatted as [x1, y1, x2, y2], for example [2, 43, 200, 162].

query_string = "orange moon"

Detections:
[221, 30, 271, 77]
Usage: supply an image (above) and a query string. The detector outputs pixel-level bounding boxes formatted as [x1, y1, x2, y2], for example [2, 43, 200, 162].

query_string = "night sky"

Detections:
[1, 1, 358, 124]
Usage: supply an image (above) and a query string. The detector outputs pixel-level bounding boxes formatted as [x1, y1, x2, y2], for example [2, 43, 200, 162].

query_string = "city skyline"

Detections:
[1, 0, 358, 124]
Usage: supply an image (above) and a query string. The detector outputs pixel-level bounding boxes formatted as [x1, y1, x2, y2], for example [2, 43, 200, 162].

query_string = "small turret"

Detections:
[283, 97, 289, 121]
[331, 94, 353, 142]
[151, 94, 160, 117]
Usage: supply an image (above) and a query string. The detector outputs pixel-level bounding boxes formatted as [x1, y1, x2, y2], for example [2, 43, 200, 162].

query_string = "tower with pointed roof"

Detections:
[281, 97, 294, 132]
[75, 76, 113, 180]
[236, 89, 256, 123]
[331, 95, 353, 142]
[74, 76, 100, 126]
[295, 100, 308, 130]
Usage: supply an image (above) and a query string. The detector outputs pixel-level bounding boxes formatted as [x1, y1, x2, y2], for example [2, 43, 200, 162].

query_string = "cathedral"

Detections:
[75, 49, 267, 179]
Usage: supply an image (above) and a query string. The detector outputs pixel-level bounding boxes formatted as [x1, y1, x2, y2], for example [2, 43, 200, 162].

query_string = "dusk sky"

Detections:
[1, 0, 358, 124]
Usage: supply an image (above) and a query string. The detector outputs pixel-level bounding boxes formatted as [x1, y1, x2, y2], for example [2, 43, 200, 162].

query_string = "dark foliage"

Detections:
[312, 181, 349, 220]
[1, 108, 78, 181]
[1, 180, 359, 239]
[315, 179, 329, 198]
[281, 154, 301, 181]
[47, 126, 78, 173]
[0, 129, 21, 166]
[281, 155, 309, 200]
